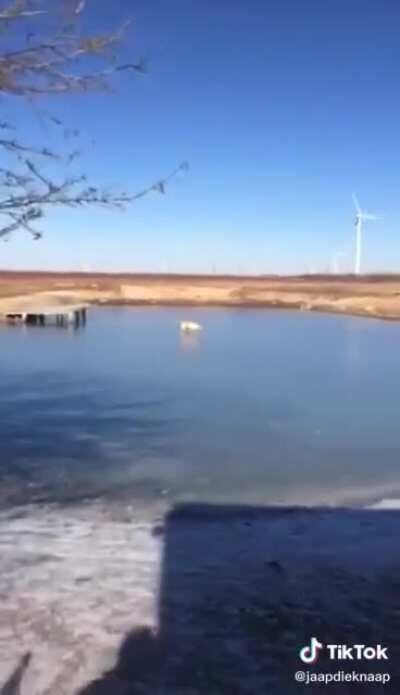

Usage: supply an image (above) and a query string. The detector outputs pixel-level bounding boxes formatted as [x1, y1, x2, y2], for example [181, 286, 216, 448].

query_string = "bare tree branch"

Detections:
[0, 160, 189, 239]
[0, 138, 58, 157]
[0, 14, 143, 96]
[0, 1, 188, 240]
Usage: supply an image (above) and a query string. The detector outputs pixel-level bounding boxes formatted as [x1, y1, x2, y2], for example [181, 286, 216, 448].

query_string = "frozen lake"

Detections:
[1, 306, 399, 509]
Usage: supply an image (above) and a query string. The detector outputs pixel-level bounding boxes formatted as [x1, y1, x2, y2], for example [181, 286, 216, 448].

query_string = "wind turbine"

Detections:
[352, 194, 379, 275]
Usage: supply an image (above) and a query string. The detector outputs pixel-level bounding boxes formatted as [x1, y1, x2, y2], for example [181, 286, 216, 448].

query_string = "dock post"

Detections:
[3, 305, 88, 328]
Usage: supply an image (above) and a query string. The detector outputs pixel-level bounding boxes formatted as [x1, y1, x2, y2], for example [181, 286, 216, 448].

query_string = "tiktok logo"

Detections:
[299, 637, 324, 664]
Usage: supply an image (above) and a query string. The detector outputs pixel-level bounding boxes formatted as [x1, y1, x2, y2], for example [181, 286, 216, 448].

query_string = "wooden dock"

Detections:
[0, 303, 88, 327]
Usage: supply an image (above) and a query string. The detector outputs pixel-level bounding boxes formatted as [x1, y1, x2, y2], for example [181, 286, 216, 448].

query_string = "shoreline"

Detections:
[2, 271, 400, 321]
[89, 298, 400, 322]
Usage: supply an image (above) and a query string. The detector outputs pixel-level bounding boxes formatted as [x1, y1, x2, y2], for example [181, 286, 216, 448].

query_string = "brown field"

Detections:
[1, 270, 400, 320]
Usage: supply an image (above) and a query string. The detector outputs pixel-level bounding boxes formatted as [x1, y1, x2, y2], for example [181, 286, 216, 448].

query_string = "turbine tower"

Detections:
[352, 194, 379, 275]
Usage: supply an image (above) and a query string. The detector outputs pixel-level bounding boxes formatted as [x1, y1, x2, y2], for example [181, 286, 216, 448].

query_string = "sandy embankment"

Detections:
[1, 272, 400, 319]
[0, 501, 399, 694]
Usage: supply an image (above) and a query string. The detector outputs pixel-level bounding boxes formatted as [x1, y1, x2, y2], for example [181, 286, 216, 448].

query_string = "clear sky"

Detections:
[2, 0, 400, 274]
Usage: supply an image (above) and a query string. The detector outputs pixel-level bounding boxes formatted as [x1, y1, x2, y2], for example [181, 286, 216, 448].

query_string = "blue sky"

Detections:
[2, 0, 400, 274]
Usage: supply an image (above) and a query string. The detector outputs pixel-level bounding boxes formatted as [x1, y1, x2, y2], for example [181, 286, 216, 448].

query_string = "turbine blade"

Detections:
[352, 193, 361, 213]
[362, 213, 380, 221]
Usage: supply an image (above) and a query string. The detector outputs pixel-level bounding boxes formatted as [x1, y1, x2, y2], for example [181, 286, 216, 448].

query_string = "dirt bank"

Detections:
[1, 271, 400, 320]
